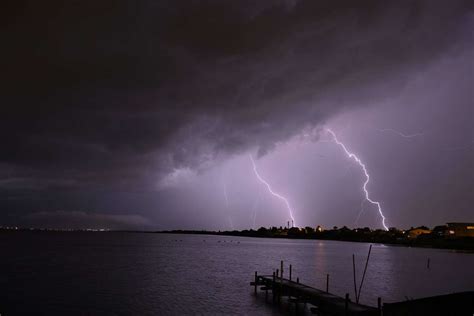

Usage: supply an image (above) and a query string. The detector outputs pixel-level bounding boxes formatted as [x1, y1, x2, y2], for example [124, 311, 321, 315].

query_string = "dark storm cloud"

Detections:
[0, 0, 472, 226]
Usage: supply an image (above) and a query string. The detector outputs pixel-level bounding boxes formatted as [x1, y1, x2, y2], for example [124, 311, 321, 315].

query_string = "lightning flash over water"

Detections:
[249, 155, 296, 226]
[326, 129, 389, 231]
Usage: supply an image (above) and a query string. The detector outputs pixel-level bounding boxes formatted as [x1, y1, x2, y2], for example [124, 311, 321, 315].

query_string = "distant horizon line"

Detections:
[2, 222, 472, 233]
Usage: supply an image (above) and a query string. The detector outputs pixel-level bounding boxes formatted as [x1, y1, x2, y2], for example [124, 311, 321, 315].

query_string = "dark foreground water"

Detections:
[1, 232, 473, 315]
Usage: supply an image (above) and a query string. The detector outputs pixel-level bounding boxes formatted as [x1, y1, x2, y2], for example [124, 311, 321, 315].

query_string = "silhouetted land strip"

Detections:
[157, 227, 474, 251]
[2, 226, 473, 251]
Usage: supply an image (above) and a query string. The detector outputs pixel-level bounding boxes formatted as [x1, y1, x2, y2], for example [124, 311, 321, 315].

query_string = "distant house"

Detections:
[432, 225, 448, 237]
[446, 223, 474, 237]
[407, 227, 431, 238]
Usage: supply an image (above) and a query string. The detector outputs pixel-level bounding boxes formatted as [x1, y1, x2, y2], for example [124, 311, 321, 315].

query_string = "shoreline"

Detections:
[3, 228, 472, 252]
[155, 229, 474, 252]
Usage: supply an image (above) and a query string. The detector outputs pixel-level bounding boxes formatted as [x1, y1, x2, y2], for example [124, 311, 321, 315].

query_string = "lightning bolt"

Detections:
[222, 181, 234, 230]
[251, 186, 263, 229]
[378, 128, 424, 139]
[354, 199, 365, 226]
[249, 154, 296, 227]
[223, 182, 230, 208]
[326, 129, 389, 231]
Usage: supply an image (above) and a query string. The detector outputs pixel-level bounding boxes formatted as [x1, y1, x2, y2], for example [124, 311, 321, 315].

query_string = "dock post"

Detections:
[377, 297, 382, 315]
[265, 281, 268, 301]
[254, 271, 258, 294]
[275, 268, 280, 304]
[277, 265, 282, 304]
[272, 272, 276, 303]
[279, 271, 283, 305]
[352, 254, 358, 301]
[295, 296, 298, 315]
[326, 274, 329, 293]
[345, 293, 349, 315]
[289, 264, 292, 281]
[296, 277, 299, 284]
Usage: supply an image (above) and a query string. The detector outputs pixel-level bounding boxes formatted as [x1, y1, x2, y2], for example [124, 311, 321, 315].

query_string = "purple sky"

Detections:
[1, 0, 472, 230]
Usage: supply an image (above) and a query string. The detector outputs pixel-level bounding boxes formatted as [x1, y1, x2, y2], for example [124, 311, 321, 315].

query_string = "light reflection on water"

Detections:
[0, 232, 472, 315]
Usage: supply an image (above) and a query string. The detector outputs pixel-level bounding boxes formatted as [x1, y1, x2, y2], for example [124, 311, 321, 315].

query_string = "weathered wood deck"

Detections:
[251, 273, 380, 315]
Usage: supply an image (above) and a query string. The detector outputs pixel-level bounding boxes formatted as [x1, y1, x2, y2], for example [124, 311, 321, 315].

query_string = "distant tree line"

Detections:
[158, 225, 474, 251]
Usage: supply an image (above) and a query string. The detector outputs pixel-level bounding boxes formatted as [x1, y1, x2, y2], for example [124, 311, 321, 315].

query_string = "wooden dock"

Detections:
[251, 269, 473, 315]
[251, 271, 380, 315]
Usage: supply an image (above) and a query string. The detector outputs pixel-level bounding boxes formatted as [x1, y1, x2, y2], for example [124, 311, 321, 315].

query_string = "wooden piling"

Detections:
[272, 272, 276, 303]
[265, 282, 268, 301]
[326, 274, 329, 293]
[254, 271, 258, 294]
[353, 254, 358, 300]
[345, 293, 349, 315]
[377, 297, 382, 315]
[279, 262, 283, 304]
[289, 264, 292, 281]
[357, 244, 372, 303]
[297, 277, 299, 284]
[275, 269, 280, 304]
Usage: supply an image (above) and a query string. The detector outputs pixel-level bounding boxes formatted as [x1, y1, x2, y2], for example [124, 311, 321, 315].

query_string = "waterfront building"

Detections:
[446, 222, 474, 237]
[407, 227, 431, 238]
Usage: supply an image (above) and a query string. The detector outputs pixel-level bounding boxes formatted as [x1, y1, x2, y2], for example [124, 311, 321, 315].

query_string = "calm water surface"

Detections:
[1, 232, 473, 315]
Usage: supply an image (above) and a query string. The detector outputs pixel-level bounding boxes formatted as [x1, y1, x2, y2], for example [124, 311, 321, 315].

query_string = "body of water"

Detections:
[1, 232, 473, 315]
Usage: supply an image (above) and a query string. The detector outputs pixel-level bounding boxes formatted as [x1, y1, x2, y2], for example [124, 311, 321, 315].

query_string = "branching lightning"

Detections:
[251, 186, 262, 229]
[223, 182, 230, 208]
[222, 181, 234, 230]
[326, 129, 389, 231]
[377, 128, 424, 139]
[249, 154, 296, 226]
[354, 199, 366, 226]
